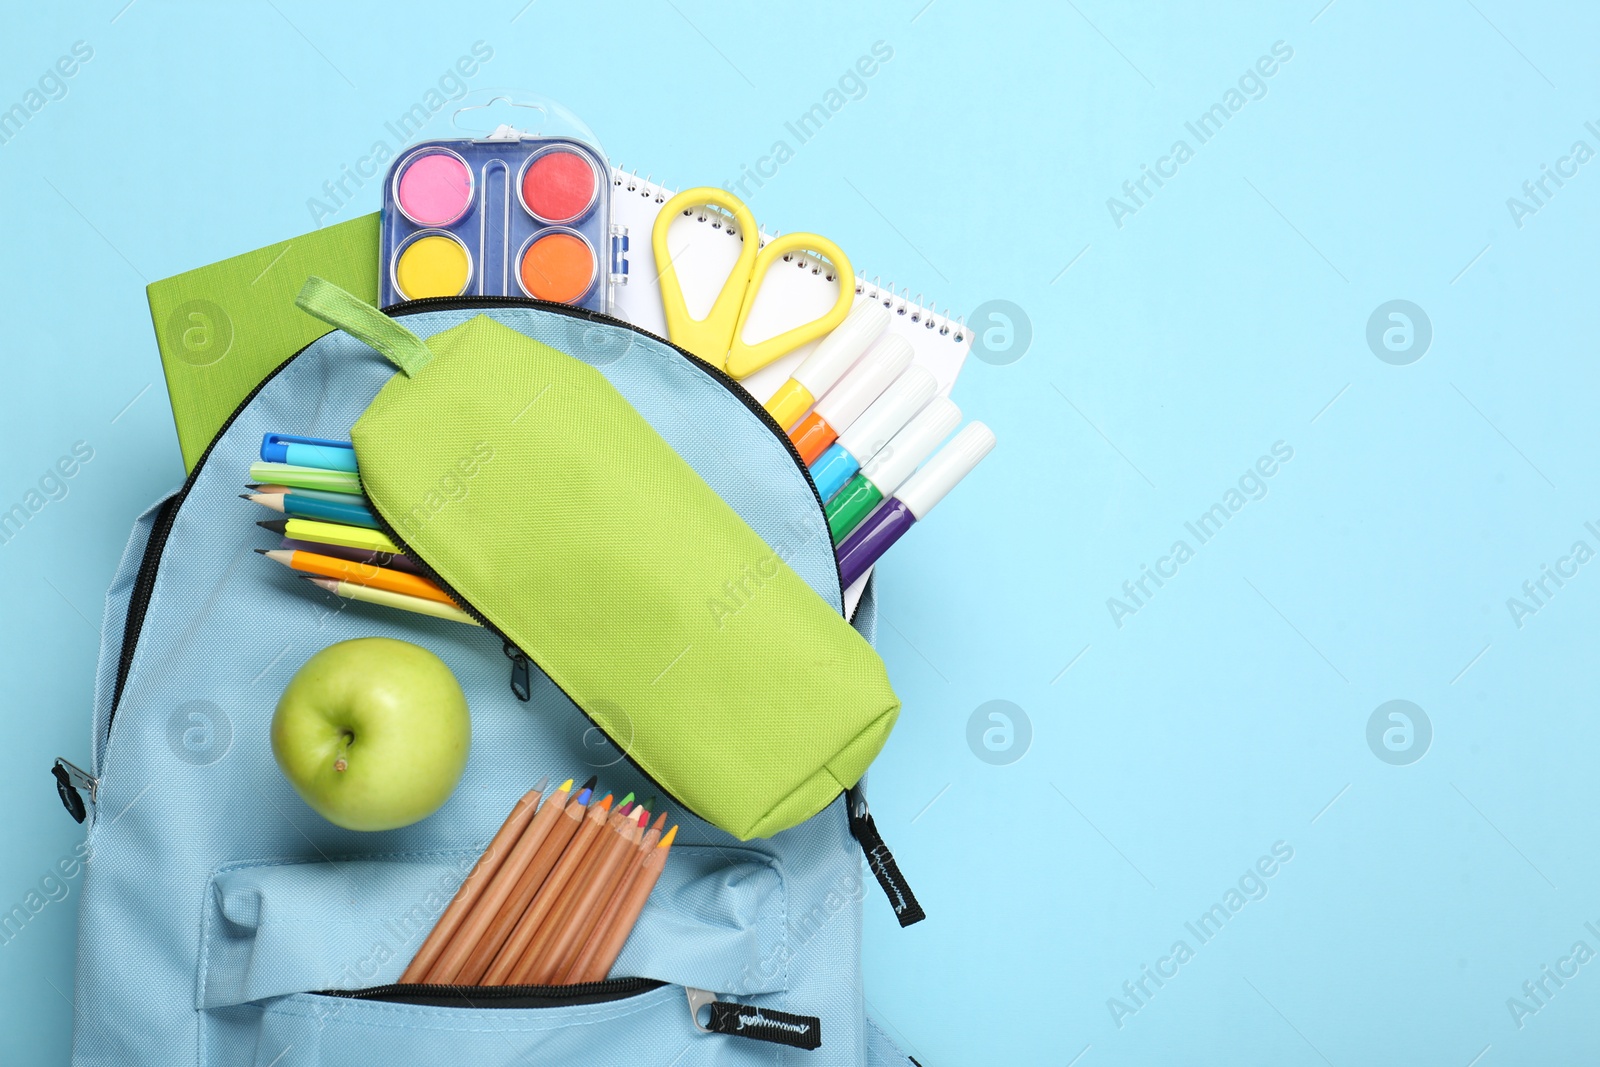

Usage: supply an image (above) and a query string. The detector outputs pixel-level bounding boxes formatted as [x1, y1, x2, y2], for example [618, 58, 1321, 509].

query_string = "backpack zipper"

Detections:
[315, 976, 662, 1009]
[317, 979, 825, 1049]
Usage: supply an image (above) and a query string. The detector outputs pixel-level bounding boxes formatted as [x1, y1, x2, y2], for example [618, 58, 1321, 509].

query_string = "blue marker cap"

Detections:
[811, 443, 860, 504]
[261, 433, 358, 472]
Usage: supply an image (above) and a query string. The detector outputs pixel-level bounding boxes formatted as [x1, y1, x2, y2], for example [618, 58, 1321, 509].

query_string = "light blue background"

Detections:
[3, 1, 1596, 1063]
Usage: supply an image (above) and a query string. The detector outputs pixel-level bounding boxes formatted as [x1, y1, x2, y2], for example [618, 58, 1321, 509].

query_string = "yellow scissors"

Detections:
[652, 187, 854, 379]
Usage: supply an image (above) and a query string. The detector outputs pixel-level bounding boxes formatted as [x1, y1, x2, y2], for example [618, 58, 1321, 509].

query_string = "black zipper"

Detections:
[315, 977, 663, 1009]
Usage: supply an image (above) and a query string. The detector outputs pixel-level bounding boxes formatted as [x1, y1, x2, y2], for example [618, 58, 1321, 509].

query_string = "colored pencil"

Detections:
[244, 491, 378, 530]
[570, 825, 677, 983]
[280, 538, 422, 575]
[515, 799, 640, 984]
[256, 548, 456, 606]
[541, 802, 649, 983]
[248, 461, 361, 495]
[564, 811, 663, 984]
[248, 484, 369, 508]
[400, 781, 547, 984]
[483, 794, 613, 985]
[454, 780, 596, 985]
[258, 517, 402, 556]
[301, 577, 478, 626]
[418, 778, 576, 984]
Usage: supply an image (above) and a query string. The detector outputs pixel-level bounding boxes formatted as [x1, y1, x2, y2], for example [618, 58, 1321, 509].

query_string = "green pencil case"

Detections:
[295, 279, 900, 840]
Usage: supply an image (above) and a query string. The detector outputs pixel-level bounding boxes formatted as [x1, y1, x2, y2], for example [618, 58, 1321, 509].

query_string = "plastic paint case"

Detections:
[379, 137, 617, 311]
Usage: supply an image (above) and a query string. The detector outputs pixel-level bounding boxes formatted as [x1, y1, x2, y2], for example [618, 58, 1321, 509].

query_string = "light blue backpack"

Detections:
[57, 298, 924, 1065]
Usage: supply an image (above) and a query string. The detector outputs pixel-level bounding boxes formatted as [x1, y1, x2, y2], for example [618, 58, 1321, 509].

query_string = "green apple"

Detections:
[271, 637, 471, 831]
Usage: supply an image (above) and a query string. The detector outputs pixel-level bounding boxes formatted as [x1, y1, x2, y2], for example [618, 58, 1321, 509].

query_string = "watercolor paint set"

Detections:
[378, 135, 621, 311]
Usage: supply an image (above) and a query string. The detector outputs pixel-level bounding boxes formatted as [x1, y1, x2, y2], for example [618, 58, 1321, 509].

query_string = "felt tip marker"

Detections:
[789, 335, 913, 465]
[809, 365, 937, 503]
[763, 301, 891, 430]
[260, 434, 358, 473]
[825, 397, 960, 543]
[244, 492, 379, 530]
[835, 422, 996, 589]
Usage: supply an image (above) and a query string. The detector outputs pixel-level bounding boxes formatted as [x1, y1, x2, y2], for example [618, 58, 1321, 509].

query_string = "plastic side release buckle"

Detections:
[610, 227, 630, 284]
[686, 988, 822, 1051]
[52, 758, 97, 824]
[846, 784, 926, 927]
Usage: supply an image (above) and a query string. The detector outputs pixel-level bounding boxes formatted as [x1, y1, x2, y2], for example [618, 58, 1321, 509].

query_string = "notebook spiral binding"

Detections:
[612, 167, 966, 346]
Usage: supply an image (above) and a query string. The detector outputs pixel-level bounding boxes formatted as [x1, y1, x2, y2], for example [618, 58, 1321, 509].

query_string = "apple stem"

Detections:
[333, 730, 353, 773]
[334, 758, 348, 773]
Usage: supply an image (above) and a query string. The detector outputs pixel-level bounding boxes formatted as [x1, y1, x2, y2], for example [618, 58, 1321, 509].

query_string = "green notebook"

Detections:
[146, 214, 380, 470]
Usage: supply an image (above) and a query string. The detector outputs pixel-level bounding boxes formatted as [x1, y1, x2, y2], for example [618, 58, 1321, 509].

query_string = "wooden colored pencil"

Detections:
[422, 779, 577, 984]
[400, 781, 546, 983]
[256, 548, 457, 606]
[507, 803, 636, 984]
[249, 484, 369, 507]
[281, 538, 423, 575]
[516, 802, 641, 985]
[452, 783, 595, 985]
[564, 811, 663, 984]
[301, 576, 480, 626]
[482, 794, 614, 985]
[244, 491, 379, 529]
[542, 805, 649, 983]
[569, 825, 678, 984]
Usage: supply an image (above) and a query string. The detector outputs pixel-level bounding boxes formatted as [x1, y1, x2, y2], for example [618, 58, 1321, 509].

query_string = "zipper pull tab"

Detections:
[846, 783, 926, 927]
[686, 987, 822, 1050]
[503, 642, 531, 702]
[52, 758, 97, 824]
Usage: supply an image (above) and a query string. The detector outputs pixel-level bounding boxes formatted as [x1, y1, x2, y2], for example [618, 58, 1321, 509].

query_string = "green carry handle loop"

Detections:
[295, 277, 434, 377]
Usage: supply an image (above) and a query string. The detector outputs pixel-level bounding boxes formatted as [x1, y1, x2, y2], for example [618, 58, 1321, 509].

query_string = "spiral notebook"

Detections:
[148, 168, 973, 612]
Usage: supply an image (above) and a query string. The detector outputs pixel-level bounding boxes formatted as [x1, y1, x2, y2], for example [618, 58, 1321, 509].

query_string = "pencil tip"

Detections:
[636, 808, 649, 827]
[597, 794, 614, 811]
[253, 548, 268, 555]
[659, 825, 677, 848]
[238, 494, 252, 500]
[558, 778, 574, 792]
[580, 774, 598, 792]
[619, 791, 635, 808]
[256, 518, 288, 533]
[652, 812, 667, 831]
[531, 775, 549, 794]
[575, 788, 592, 805]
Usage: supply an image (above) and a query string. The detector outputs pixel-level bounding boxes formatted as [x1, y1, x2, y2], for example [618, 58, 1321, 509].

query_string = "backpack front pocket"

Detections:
[199, 849, 788, 1013]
